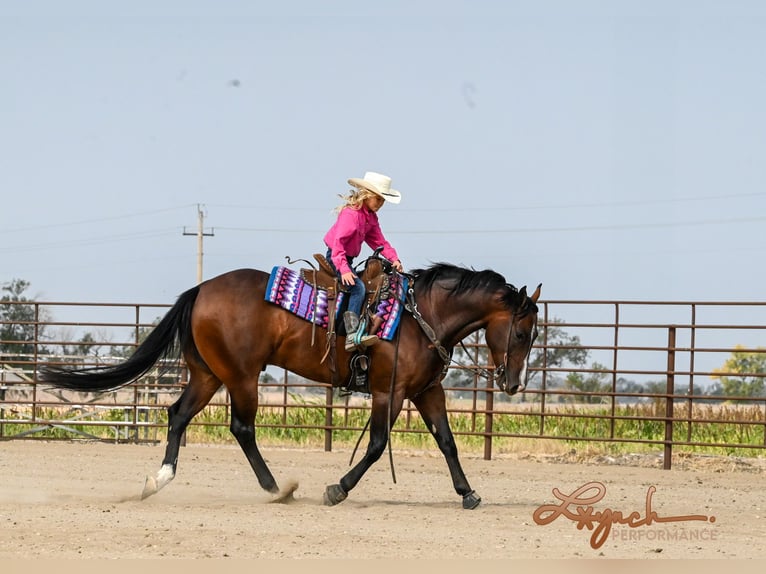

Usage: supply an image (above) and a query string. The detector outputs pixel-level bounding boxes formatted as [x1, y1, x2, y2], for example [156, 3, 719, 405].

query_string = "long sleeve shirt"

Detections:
[323, 205, 399, 275]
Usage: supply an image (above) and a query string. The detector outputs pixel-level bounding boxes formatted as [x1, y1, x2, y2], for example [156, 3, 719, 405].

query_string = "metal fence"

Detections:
[1, 298, 765, 469]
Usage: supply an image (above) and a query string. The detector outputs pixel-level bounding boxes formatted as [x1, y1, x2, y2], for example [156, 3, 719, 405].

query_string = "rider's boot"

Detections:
[343, 311, 378, 352]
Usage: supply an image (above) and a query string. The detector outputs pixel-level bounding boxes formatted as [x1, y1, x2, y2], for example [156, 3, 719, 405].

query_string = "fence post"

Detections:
[664, 327, 676, 470]
[0, 378, 6, 438]
[484, 366, 494, 460]
[324, 385, 334, 452]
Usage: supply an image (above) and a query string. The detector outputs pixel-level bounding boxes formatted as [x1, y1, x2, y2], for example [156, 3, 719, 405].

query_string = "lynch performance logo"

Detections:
[532, 481, 716, 549]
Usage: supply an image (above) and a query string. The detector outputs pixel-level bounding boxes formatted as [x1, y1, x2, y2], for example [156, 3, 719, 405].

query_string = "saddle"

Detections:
[299, 253, 389, 393]
[300, 253, 388, 323]
[299, 253, 340, 296]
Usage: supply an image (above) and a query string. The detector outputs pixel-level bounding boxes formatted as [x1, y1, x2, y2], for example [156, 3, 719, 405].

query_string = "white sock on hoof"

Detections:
[142, 464, 175, 499]
[155, 464, 175, 490]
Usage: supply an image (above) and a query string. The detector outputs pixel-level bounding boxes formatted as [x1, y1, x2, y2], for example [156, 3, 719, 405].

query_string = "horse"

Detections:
[39, 260, 541, 509]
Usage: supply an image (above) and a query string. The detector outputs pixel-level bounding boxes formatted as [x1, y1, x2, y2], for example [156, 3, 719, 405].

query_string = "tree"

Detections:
[443, 331, 488, 395]
[1, 279, 48, 358]
[58, 331, 106, 360]
[259, 371, 277, 384]
[110, 323, 159, 358]
[711, 346, 766, 399]
[443, 319, 590, 401]
[615, 377, 647, 403]
[528, 319, 589, 387]
[564, 362, 611, 403]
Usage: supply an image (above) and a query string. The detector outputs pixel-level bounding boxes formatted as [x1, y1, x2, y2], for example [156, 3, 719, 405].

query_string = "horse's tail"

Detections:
[38, 286, 201, 392]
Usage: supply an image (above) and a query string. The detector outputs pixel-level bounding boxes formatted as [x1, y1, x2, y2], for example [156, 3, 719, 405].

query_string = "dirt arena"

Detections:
[0, 440, 765, 560]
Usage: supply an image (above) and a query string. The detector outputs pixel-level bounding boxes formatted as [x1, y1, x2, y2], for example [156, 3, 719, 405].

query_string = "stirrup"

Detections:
[353, 330, 379, 348]
[340, 354, 370, 396]
[345, 332, 377, 352]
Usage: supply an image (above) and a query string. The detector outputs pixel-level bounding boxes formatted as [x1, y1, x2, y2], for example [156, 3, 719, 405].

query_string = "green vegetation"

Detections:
[2, 398, 763, 458]
[1, 279, 49, 361]
[3, 278, 765, 459]
[711, 346, 766, 399]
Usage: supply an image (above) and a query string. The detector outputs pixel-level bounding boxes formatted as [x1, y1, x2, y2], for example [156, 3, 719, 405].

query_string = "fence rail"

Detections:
[1, 298, 765, 469]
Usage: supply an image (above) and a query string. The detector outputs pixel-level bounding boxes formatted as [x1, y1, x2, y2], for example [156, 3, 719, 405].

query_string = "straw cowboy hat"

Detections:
[348, 171, 402, 204]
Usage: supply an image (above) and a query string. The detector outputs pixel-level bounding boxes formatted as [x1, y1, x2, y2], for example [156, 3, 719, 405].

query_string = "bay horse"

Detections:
[39, 261, 541, 509]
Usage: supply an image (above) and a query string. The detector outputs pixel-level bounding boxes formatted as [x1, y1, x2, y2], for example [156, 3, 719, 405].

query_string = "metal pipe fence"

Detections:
[1, 298, 765, 469]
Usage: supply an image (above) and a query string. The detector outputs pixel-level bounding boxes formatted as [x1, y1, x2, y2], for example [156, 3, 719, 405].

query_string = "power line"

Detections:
[0, 205, 195, 235]
[206, 191, 766, 213]
[215, 214, 766, 235]
[418, 191, 766, 212]
[0, 229, 178, 254]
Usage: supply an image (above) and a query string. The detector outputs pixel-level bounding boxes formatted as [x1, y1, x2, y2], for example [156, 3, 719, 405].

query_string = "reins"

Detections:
[348, 268, 526, 486]
[405, 277, 533, 392]
[456, 339, 495, 380]
[404, 277, 499, 388]
[403, 281, 452, 375]
[348, 297, 402, 485]
[386, 313, 402, 484]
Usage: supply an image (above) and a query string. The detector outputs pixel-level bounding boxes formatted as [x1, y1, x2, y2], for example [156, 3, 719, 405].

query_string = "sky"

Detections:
[2, 0, 765, 314]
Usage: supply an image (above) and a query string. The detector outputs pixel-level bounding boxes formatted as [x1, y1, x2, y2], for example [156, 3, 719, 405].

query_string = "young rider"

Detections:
[323, 171, 403, 351]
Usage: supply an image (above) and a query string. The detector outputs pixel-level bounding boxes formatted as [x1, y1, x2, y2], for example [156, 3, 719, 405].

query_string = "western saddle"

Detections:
[298, 253, 390, 393]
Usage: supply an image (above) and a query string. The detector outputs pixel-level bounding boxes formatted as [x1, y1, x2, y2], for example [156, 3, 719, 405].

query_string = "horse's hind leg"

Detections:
[141, 365, 221, 499]
[227, 379, 282, 496]
[412, 384, 481, 509]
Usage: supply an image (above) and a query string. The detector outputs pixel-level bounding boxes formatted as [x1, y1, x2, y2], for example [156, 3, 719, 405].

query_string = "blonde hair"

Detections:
[333, 188, 377, 213]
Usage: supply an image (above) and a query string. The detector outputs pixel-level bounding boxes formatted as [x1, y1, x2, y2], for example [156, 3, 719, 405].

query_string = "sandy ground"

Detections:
[0, 440, 765, 560]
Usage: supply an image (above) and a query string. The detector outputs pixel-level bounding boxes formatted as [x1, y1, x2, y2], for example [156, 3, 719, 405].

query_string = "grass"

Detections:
[1, 397, 764, 458]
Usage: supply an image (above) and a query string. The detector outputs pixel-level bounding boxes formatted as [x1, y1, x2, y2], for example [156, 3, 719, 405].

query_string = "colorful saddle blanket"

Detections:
[265, 266, 408, 341]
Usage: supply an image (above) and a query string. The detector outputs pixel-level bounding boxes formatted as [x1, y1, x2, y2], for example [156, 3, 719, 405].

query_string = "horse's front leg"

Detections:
[323, 390, 404, 506]
[412, 384, 481, 509]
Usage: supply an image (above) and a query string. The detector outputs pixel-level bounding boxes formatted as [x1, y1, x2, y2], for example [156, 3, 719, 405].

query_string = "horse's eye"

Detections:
[515, 331, 526, 342]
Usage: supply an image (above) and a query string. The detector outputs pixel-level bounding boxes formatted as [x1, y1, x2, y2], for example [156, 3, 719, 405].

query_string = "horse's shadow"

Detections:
[114, 488, 527, 510]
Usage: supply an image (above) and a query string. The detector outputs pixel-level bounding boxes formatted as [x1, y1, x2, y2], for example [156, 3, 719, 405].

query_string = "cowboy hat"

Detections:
[348, 171, 402, 204]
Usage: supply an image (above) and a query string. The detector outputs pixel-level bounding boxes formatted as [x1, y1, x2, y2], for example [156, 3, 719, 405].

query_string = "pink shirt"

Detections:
[323, 205, 399, 275]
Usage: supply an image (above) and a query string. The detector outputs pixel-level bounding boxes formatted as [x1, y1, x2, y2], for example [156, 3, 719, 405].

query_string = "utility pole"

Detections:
[183, 204, 215, 284]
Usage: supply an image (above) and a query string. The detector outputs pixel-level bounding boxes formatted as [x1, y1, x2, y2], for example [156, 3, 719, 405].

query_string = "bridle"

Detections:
[404, 281, 452, 370]
[404, 277, 538, 394]
[494, 306, 538, 393]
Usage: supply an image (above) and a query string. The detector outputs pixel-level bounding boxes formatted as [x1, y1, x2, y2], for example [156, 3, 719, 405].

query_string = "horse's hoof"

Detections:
[323, 484, 348, 506]
[462, 490, 481, 510]
[269, 480, 299, 504]
[141, 476, 158, 500]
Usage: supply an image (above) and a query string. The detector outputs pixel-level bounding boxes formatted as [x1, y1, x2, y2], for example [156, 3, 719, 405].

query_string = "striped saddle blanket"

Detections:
[264, 266, 407, 341]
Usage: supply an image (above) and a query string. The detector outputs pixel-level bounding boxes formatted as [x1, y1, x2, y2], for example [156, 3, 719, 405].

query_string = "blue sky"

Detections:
[2, 0, 765, 310]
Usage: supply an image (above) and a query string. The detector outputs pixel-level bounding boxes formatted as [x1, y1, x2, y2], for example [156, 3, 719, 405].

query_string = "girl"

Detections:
[323, 171, 403, 351]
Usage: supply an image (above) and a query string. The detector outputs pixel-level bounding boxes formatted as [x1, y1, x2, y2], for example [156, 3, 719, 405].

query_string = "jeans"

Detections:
[326, 248, 365, 316]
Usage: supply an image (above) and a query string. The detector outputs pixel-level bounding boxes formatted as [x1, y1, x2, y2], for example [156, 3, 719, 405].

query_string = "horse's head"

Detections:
[408, 264, 542, 396]
[485, 283, 541, 396]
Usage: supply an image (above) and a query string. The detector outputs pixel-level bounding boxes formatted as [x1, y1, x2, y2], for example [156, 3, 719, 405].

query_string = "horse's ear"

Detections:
[519, 285, 528, 305]
[531, 283, 542, 303]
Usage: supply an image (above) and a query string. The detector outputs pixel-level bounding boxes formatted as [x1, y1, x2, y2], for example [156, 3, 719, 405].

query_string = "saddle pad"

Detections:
[373, 270, 408, 341]
[265, 266, 408, 341]
[265, 266, 340, 329]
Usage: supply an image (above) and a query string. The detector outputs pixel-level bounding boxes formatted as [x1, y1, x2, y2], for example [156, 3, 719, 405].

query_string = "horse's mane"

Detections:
[409, 263, 521, 308]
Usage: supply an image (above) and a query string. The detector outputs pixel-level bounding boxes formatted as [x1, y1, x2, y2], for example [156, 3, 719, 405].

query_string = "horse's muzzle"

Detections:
[504, 382, 525, 396]
[495, 366, 526, 396]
